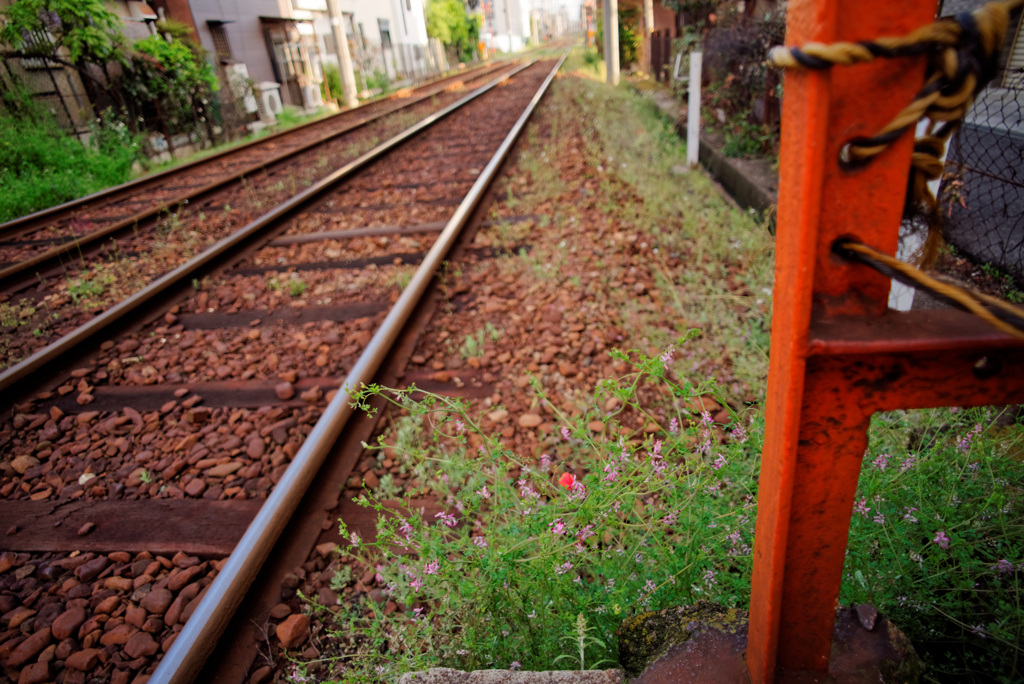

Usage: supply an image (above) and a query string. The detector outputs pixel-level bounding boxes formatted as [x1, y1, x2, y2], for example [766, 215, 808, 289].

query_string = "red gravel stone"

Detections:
[124, 630, 159, 658]
[65, 647, 100, 671]
[51, 606, 87, 640]
[276, 613, 310, 649]
[7, 627, 51, 667]
[140, 587, 173, 614]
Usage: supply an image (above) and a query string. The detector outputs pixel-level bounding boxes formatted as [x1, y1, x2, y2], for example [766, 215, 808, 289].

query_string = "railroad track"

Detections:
[0, 59, 523, 372]
[0, 46, 570, 684]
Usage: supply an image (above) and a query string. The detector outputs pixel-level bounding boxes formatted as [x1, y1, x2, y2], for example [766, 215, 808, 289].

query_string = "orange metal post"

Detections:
[744, 0, 1024, 682]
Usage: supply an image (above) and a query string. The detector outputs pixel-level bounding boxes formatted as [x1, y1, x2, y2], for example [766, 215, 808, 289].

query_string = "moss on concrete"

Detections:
[615, 601, 748, 678]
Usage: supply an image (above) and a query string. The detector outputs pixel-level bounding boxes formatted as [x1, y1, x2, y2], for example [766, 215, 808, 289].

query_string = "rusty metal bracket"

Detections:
[746, 1, 1024, 682]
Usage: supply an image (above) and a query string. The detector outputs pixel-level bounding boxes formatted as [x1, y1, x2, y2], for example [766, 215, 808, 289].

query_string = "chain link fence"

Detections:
[939, 1, 1024, 285]
[942, 81, 1024, 283]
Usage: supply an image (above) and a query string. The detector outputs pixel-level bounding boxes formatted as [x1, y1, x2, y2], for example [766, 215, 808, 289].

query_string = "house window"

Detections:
[378, 19, 391, 48]
[209, 23, 233, 61]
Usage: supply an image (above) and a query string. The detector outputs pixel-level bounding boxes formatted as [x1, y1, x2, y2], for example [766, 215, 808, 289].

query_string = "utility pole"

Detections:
[326, 0, 359, 109]
[644, 0, 653, 76]
[602, 0, 619, 84]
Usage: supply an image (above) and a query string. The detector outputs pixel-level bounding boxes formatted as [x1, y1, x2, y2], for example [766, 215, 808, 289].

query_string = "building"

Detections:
[0, 0, 164, 133]
[481, 0, 530, 53]
[151, 0, 434, 111]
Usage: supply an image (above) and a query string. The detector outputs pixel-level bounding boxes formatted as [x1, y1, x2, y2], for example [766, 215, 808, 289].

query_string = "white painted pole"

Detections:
[687, 51, 702, 168]
[326, 0, 359, 109]
[606, 0, 619, 85]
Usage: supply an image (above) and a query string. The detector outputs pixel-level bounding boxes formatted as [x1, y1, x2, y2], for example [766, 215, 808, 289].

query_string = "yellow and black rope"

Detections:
[835, 240, 1024, 340]
[770, 0, 1023, 267]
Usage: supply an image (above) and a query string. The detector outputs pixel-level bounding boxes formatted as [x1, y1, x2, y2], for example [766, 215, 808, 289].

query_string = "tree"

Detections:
[0, 0, 125, 66]
[425, 0, 481, 61]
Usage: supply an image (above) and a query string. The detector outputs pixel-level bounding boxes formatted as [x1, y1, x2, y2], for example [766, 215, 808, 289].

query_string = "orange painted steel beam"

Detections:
[747, 0, 948, 681]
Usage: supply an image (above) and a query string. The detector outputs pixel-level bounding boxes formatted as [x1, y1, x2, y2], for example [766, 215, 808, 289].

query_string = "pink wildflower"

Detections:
[561, 425, 571, 440]
[731, 423, 749, 444]
[476, 485, 491, 499]
[872, 454, 889, 472]
[473, 536, 488, 549]
[423, 560, 440, 575]
[669, 417, 679, 434]
[995, 559, 1015, 574]
[435, 511, 458, 527]
[603, 461, 620, 483]
[540, 453, 551, 469]
[933, 531, 951, 550]
[903, 507, 919, 524]
[854, 498, 871, 517]
[550, 518, 567, 535]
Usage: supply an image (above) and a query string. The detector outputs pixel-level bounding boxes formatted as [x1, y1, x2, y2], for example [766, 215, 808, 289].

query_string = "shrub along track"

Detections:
[0, 50, 569, 684]
[0, 59, 522, 372]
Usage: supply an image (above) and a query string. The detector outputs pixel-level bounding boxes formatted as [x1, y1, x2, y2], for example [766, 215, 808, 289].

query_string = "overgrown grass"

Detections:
[522, 50, 775, 400]
[0, 109, 139, 223]
[298, 351, 1023, 683]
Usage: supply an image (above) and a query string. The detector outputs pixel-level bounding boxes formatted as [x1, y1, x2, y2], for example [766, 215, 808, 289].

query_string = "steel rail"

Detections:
[0, 60, 502, 237]
[148, 45, 572, 684]
[0, 63, 525, 292]
[0, 59, 539, 405]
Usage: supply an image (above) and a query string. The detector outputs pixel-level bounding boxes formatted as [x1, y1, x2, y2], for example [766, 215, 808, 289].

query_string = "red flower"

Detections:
[559, 473, 575, 489]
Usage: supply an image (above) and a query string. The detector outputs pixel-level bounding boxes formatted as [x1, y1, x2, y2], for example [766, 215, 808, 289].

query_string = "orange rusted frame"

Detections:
[741, 0, 1024, 682]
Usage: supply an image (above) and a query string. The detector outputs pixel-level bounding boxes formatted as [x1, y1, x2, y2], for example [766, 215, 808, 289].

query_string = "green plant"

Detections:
[425, 0, 481, 61]
[374, 473, 402, 500]
[720, 115, 774, 158]
[329, 564, 353, 592]
[554, 613, 614, 671]
[0, 300, 35, 328]
[299, 343, 1022, 682]
[316, 335, 762, 679]
[321, 63, 343, 102]
[139, 469, 153, 484]
[582, 49, 602, 73]
[366, 70, 391, 94]
[288, 279, 307, 297]
[460, 323, 503, 358]
[268, 277, 282, 291]
[840, 407, 1024, 682]
[0, 106, 139, 222]
[68, 276, 106, 303]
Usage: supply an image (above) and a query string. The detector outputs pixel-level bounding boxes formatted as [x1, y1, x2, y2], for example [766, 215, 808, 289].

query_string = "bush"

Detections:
[291, 338, 1024, 683]
[0, 107, 139, 223]
[321, 63, 343, 102]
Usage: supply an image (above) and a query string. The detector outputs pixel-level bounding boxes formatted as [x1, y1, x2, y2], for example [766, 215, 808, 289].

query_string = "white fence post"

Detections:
[687, 51, 702, 168]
